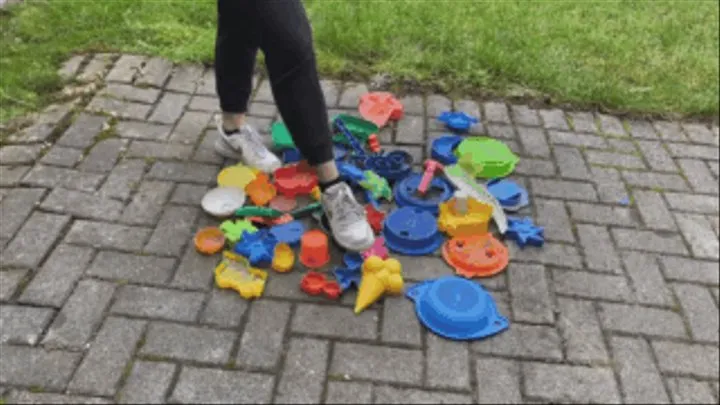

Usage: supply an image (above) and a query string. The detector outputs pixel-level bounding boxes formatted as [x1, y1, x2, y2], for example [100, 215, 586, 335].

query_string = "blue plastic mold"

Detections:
[364, 151, 412, 182]
[405, 276, 509, 341]
[394, 173, 453, 215]
[487, 179, 529, 212]
[431, 135, 463, 165]
[333, 118, 366, 157]
[282, 148, 302, 164]
[233, 229, 278, 267]
[343, 253, 364, 271]
[506, 216, 545, 248]
[333, 267, 362, 292]
[382, 207, 444, 256]
[268, 220, 306, 247]
[333, 143, 349, 161]
[437, 111, 479, 132]
[337, 161, 367, 184]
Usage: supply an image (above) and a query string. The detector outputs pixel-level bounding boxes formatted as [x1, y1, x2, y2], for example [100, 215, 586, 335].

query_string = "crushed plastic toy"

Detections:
[486, 179, 529, 212]
[331, 114, 378, 144]
[443, 164, 508, 234]
[333, 267, 362, 291]
[394, 173, 453, 215]
[361, 236, 389, 260]
[214, 251, 267, 300]
[343, 252, 364, 271]
[383, 207, 445, 256]
[235, 206, 284, 218]
[201, 187, 246, 217]
[275, 162, 318, 198]
[268, 195, 297, 213]
[405, 276, 509, 340]
[506, 217, 545, 248]
[268, 220, 306, 247]
[359, 92, 404, 127]
[355, 256, 404, 314]
[272, 243, 295, 273]
[437, 192, 493, 237]
[233, 229, 278, 267]
[333, 118, 367, 157]
[290, 202, 323, 219]
[430, 135, 463, 165]
[194, 227, 226, 255]
[300, 271, 341, 300]
[245, 172, 276, 206]
[367, 134, 381, 154]
[220, 219, 258, 243]
[337, 161, 368, 184]
[271, 121, 294, 150]
[454, 137, 519, 178]
[359, 170, 392, 201]
[442, 233, 509, 278]
[217, 164, 257, 189]
[418, 159, 444, 195]
[437, 111, 478, 132]
[365, 204, 386, 234]
[364, 151, 412, 182]
[299, 229, 330, 269]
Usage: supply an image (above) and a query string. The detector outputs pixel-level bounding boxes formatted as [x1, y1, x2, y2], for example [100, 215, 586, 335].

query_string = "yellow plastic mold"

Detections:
[214, 251, 267, 299]
[354, 256, 404, 314]
[437, 193, 493, 237]
[272, 243, 295, 273]
[217, 164, 256, 189]
[310, 186, 321, 201]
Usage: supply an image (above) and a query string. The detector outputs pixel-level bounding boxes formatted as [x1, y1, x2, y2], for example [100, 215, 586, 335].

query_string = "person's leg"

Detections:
[256, 0, 374, 251]
[213, 0, 282, 172]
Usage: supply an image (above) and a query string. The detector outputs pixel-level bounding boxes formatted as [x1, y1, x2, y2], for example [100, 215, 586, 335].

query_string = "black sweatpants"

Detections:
[215, 0, 334, 166]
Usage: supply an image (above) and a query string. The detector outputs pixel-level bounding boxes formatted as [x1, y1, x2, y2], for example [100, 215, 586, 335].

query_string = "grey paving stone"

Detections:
[678, 158, 718, 194]
[6, 122, 54, 144]
[395, 115, 424, 144]
[534, 199, 574, 243]
[170, 183, 209, 205]
[587, 150, 646, 169]
[19, 244, 94, 307]
[0, 269, 28, 300]
[553, 146, 591, 180]
[319, 80, 341, 107]
[68, 317, 145, 396]
[621, 252, 673, 306]
[118, 360, 176, 404]
[141, 321, 235, 364]
[628, 119, 658, 139]
[42, 279, 115, 350]
[86, 250, 175, 285]
[22, 165, 105, 192]
[667, 377, 715, 404]
[85, 96, 151, 120]
[483, 101, 510, 123]
[597, 113, 626, 137]
[126, 140, 194, 159]
[144, 205, 199, 256]
[610, 336, 670, 404]
[567, 202, 637, 227]
[667, 143, 720, 161]
[576, 224, 622, 273]
[58, 54, 86, 80]
[148, 93, 190, 124]
[325, 382, 373, 404]
[0, 144, 43, 165]
[507, 242, 583, 269]
[146, 161, 218, 184]
[247, 101, 276, 118]
[611, 228, 688, 255]
[621, 171, 689, 191]
[473, 357, 521, 404]
[664, 192, 719, 214]
[652, 340, 719, 379]
[100, 83, 160, 104]
[486, 123, 516, 139]
[115, 121, 171, 141]
[633, 190, 676, 231]
[40, 145, 83, 167]
[0, 188, 45, 240]
[425, 333, 470, 389]
[77, 53, 114, 82]
[673, 283, 719, 343]
[98, 159, 146, 201]
[41, 187, 124, 221]
[119, 180, 174, 226]
[514, 157, 556, 177]
[381, 297, 423, 346]
[0, 305, 55, 345]
[373, 386, 473, 404]
[188, 95, 218, 112]
[135, 57, 172, 87]
[195, 68, 215, 95]
[253, 79, 273, 103]
[653, 121, 687, 141]
[170, 367, 274, 404]
[165, 64, 203, 93]
[192, 130, 225, 164]
[105, 54, 144, 83]
[557, 298, 608, 364]
[659, 255, 718, 285]
[5, 391, 112, 404]
[538, 109, 569, 130]
[426, 94, 452, 120]
[275, 338, 328, 404]
[524, 362, 620, 403]
[200, 288, 249, 328]
[169, 111, 212, 144]
[530, 178, 597, 201]
[65, 220, 151, 252]
[171, 244, 217, 290]
[330, 343, 423, 384]
[510, 105, 540, 126]
[338, 83, 368, 108]
[471, 323, 562, 360]
[682, 122, 718, 145]
[237, 300, 291, 369]
[455, 98, 480, 119]
[508, 263, 553, 323]
[111, 285, 204, 322]
[0, 212, 70, 269]
[516, 126, 550, 157]
[548, 130, 608, 149]
[292, 303, 378, 340]
[674, 213, 719, 259]
[598, 302, 687, 338]
[0, 165, 31, 187]
[396, 95, 422, 116]
[636, 140, 677, 172]
[608, 138, 637, 153]
[590, 166, 628, 203]
[553, 268, 631, 300]
[0, 345, 81, 390]
[567, 111, 597, 133]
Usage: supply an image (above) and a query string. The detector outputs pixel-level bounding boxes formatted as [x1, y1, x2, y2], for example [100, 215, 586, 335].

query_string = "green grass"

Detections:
[1, 0, 718, 124]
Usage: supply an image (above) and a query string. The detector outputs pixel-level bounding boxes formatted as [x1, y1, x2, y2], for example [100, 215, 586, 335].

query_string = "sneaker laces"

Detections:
[240, 125, 270, 161]
[327, 185, 364, 227]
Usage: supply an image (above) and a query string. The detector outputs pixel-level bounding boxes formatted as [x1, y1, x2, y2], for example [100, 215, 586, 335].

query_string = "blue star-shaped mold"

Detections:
[506, 217, 544, 248]
[233, 229, 277, 266]
[333, 267, 362, 292]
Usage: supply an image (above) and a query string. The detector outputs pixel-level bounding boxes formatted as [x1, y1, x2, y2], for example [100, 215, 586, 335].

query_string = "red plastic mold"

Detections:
[300, 271, 341, 300]
[274, 162, 318, 198]
[365, 204, 386, 234]
[367, 134, 381, 154]
[248, 213, 294, 227]
[359, 92, 404, 128]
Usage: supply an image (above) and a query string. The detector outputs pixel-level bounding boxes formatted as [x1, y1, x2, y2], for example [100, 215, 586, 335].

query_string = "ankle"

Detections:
[222, 112, 246, 132]
[319, 177, 343, 192]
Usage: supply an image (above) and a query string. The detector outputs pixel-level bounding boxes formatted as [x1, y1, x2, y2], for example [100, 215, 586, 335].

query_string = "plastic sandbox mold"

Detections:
[360, 170, 392, 201]
[487, 179, 529, 212]
[194, 227, 226, 255]
[201, 187, 246, 217]
[333, 267, 362, 292]
[214, 252, 267, 300]
[383, 207, 445, 256]
[219, 219, 258, 243]
[431, 135, 463, 165]
[299, 229, 330, 269]
[443, 164, 508, 234]
[217, 164, 256, 189]
[365, 204, 386, 234]
[271, 122, 294, 150]
[506, 216, 545, 248]
[437, 111, 479, 132]
[442, 234, 509, 278]
[405, 276, 509, 341]
[364, 151, 413, 182]
[437, 194, 493, 237]
[331, 114, 378, 144]
[233, 229, 278, 267]
[355, 256, 404, 314]
[275, 162, 318, 198]
[361, 236, 389, 260]
[245, 172, 276, 206]
[268, 220, 306, 247]
[454, 137, 519, 179]
[394, 173, 453, 215]
[269, 195, 298, 213]
[343, 252, 364, 271]
[272, 243, 295, 273]
[358, 92, 404, 128]
[300, 271, 341, 300]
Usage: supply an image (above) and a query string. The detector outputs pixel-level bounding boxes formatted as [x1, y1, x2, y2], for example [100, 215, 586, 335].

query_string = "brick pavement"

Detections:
[0, 53, 718, 404]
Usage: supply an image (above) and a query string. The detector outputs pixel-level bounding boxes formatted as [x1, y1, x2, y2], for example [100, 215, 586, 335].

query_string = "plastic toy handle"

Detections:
[418, 160, 444, 195]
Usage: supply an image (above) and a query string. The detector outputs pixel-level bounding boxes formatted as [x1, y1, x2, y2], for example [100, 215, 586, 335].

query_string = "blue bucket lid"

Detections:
[268, 220, 306, 247]
[405, 276, 509, 341]
[431, 135, 463, 165]
[382, 207, 444, 256]
[394, 173, 453, 215]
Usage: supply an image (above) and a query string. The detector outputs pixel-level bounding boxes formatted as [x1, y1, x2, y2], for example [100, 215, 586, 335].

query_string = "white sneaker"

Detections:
[321, 182, 375, 252]
[214, 120, 282, 173]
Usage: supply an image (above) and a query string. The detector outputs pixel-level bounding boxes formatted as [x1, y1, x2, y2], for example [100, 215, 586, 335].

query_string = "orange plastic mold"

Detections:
[194, 227, 226, 255]
[299, 229, 330, 269]
[274, 162, 318, 198]
[358, 92, 404, 128]
[441, 234, 509, 278]
[245, 172, 276, 206]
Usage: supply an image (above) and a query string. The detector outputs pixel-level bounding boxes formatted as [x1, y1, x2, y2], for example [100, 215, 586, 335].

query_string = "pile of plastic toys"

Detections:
[194, 92, 545, 342]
